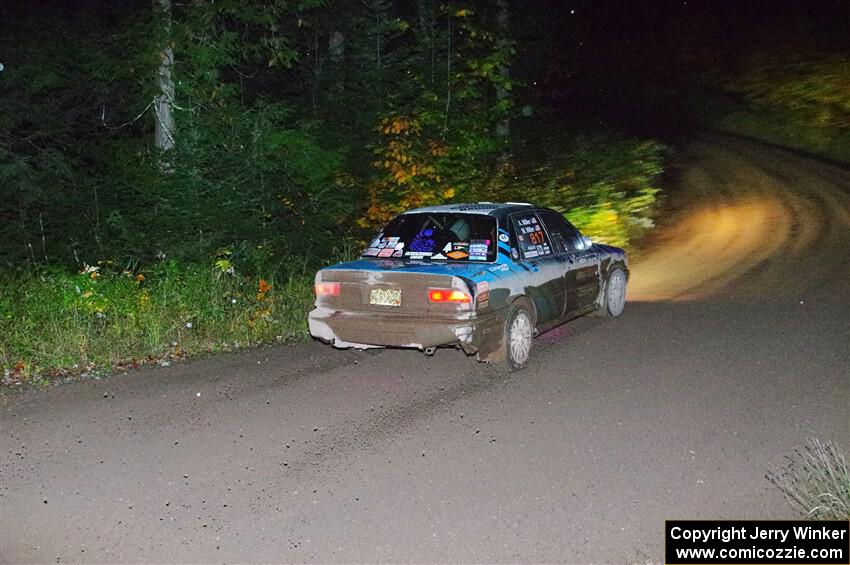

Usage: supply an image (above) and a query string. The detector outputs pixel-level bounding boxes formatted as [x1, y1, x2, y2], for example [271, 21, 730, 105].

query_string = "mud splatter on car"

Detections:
[309, 203, 628, 370]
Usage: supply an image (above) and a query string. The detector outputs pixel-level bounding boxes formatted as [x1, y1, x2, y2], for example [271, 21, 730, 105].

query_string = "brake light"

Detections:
[428, 289, 471, 303]
[315, 281, 340, 297]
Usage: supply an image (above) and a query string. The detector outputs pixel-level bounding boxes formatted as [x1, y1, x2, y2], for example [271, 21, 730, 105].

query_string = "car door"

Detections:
[538, 211, 601, 315]
[509, 211, 567, 325]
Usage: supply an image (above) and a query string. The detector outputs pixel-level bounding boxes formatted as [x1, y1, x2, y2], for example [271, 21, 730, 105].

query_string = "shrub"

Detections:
[767, 438, 850, 520]
[482, 133, 667, 248]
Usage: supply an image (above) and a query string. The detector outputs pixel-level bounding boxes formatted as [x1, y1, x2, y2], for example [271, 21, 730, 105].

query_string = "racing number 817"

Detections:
[529, 231, 545, 245]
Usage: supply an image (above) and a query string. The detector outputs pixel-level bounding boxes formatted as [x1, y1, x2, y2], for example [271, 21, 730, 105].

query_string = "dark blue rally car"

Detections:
[309, 202, 628, 370]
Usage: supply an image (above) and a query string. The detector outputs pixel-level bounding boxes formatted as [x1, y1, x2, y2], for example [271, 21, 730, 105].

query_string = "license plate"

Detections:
[369, 288, 401, 307]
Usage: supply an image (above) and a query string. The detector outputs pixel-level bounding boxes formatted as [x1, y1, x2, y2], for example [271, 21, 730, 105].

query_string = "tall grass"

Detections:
[719, 109, 850, 165]
[1, 259, 315, 384]
[767, 438, 850, 520]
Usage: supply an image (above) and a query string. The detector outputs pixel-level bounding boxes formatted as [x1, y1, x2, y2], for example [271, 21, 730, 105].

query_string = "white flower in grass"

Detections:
[185, 322, 193, 329]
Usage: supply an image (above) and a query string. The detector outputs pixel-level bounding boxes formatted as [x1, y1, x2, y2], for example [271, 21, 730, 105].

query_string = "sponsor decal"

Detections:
[446, 250, 469, 260]
[410, 229, 436, 252]
[375, 236, 399, 249]
[363, 247, 380, 256]
[476, 282, 490, 309]
[499, 233, 509, 243]
[377, 247, 394, 257]
[469, 239, 489, 260]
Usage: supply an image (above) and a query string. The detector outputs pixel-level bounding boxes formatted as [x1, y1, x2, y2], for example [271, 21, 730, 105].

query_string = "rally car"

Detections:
[308, 202, 628, 370]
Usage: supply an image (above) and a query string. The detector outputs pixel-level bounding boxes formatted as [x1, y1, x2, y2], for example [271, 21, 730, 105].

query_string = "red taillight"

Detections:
[428, 289, 471, 303]
[315, 281, 340, 297]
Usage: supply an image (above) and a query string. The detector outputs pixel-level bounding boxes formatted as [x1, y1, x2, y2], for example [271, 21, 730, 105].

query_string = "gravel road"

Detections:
[2, 134, 848, 564]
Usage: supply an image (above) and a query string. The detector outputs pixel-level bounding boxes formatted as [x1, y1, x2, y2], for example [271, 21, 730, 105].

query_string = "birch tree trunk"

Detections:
[153, 0, 175, 152]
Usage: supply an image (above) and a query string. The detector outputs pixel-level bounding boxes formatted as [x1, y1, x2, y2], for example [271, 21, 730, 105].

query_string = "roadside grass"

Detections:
[718, 109, 850, 165]
[681, 88, 850, 165]
[1, 260, 314, 386]
[767, 438, 850, 520]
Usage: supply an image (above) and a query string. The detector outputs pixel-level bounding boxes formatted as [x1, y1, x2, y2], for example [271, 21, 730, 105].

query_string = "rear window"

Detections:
[362, 213, 497, 262]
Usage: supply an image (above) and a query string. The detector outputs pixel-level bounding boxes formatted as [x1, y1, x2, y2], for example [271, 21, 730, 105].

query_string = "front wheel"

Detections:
[597, 266, 627, 318]
[504, 304, 534, 371]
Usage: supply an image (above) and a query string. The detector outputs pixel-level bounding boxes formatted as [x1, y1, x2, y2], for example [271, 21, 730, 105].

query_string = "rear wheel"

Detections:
[597, 266, 627, 317]
[504, 304, 534, 371]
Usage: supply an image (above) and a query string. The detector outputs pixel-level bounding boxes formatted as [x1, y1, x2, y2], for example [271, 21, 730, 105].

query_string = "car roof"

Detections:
[401, 202, 537, 221]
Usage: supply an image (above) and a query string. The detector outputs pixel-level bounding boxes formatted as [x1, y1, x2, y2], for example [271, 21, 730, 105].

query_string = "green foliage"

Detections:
[492, 131, 667, 248]
[0, 0, 669, 382]
[362, 2, 517, 227]
[0, 3, 148, 266]
[693, 38, 850, 164]
[0, 259, 314, 383]
[0, 0, 354, 266]
[132, 103, 350, 260]
[718, 108, 850, 164]
[733, 53, 850, 130]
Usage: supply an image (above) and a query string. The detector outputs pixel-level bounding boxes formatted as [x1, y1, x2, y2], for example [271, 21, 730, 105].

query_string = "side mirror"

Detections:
[577, 235, 592, 250]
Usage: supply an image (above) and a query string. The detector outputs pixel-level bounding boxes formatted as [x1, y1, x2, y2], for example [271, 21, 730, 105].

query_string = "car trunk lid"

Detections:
[319, 260, 478, 315]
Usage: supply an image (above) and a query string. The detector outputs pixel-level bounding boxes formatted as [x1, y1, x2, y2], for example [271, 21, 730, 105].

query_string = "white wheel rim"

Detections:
[607, 270, 626, 316]
[509, 311, 532, 365]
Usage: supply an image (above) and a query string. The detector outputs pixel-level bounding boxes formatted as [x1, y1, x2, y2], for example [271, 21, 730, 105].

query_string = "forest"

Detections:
[2, 0, 848, 382]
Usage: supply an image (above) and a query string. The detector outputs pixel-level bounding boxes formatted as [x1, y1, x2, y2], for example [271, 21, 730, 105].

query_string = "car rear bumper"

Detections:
[308, 306, 504, 352]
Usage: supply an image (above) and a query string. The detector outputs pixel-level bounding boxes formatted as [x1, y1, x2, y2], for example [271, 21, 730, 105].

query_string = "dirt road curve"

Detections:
[629, 136, 850, 301]
[2, 135, 848, 564]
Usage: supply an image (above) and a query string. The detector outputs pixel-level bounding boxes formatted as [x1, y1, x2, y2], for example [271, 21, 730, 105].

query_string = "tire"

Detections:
[503, 303, 534, 371]
[597, 266, 627, 318]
